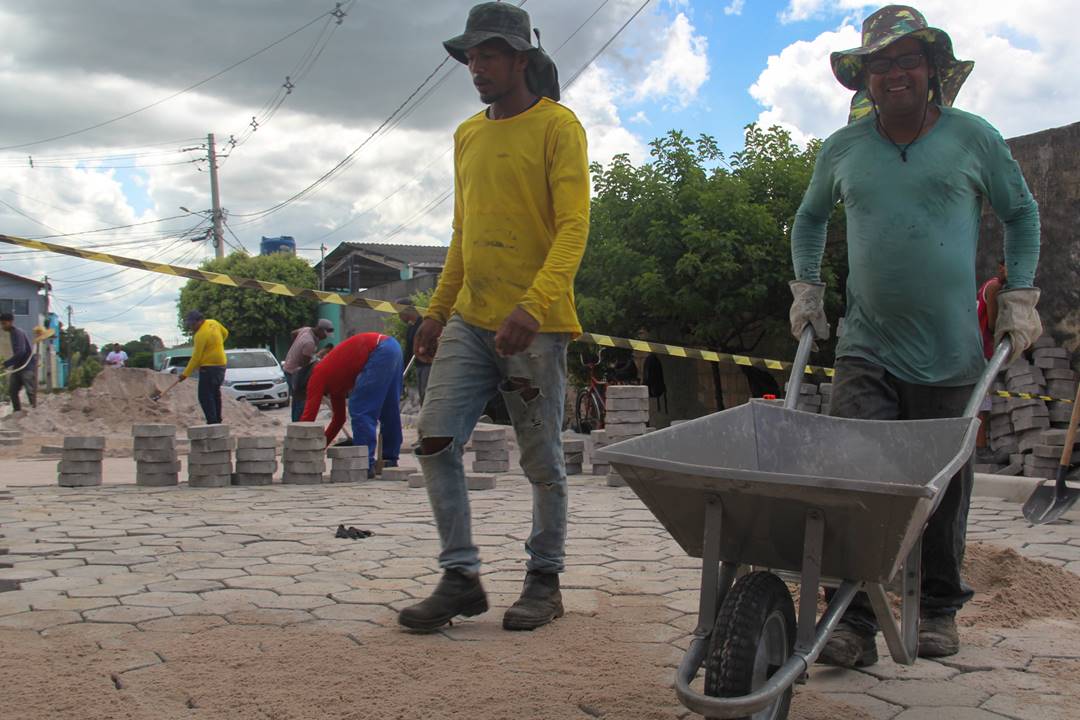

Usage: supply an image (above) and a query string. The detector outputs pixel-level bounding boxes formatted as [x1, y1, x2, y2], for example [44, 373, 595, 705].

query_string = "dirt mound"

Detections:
[960, 541, 1080, 627]
[9, 367, 276, 438]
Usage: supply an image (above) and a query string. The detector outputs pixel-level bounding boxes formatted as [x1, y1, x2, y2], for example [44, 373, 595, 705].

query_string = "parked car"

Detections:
[222, 349, 289, 409]
[159, 356, 192, 375]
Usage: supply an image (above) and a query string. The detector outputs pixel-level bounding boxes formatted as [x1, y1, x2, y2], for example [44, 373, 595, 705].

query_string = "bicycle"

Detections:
[574, 349, 608, 434]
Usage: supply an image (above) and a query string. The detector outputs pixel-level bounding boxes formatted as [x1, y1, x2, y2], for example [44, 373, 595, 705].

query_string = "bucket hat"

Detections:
[443, 2, 560, 101]
[830, 5, 973, 123]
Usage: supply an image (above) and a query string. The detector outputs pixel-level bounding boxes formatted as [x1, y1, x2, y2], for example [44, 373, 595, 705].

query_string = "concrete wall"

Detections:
[341, 274, 440, 338]
[978, 122, 1080, 357]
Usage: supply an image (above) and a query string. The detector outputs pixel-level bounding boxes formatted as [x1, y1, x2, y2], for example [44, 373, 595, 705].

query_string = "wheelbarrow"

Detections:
[595, 328, 1011, 719]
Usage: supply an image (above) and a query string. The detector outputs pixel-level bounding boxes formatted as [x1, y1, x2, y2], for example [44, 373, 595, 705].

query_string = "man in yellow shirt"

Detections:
[398, 2, 589, 634]
[178, 310, 229, 425]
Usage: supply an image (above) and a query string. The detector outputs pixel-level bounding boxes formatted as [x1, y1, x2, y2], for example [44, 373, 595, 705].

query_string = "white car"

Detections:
[222, 349, 290, 409]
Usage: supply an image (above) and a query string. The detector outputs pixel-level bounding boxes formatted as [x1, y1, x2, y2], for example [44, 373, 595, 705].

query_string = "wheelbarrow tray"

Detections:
[597, 400, 978, 585]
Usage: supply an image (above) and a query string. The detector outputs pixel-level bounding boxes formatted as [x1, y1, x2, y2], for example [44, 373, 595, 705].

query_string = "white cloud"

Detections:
[564, 65, 649, 166]
[724, 0, 746, 16]
[756, 1, 1080, 143]
[633, 13, 709, 108]
[629, 110, 651, 125]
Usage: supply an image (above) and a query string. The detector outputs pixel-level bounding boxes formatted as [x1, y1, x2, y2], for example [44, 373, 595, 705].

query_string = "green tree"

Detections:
[60, 325, 96, 365]
[118, 334, 165, 368]
[176, 252, 319, 348]
[576, 125, 846, 404]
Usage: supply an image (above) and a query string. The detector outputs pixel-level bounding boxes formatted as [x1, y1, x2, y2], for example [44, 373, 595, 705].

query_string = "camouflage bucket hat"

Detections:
[444, 2, 561, 101]
[831, 5, 973, 123]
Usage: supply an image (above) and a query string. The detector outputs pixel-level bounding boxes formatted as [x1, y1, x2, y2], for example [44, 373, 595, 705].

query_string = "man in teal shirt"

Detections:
[789, 5, 1042, 666]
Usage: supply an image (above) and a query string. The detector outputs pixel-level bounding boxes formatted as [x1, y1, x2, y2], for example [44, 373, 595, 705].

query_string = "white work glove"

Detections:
[789, 281, 830, 341]
[994, 287, 1042, 363]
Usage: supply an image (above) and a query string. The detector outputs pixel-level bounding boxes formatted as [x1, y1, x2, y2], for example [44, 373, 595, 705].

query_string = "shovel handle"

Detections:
[1059, 380, 1080, 470]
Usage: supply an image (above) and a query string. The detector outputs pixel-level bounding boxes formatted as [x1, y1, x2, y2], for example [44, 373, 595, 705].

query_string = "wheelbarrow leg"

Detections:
[795, 509, 825, 654]
[867, 538, 921, 665]
[694, 496, 738, 638]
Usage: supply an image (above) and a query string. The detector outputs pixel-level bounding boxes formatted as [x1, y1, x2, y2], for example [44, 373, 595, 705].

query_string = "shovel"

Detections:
[1022, 379, 1080, 524]
[150, 377, 183, 402]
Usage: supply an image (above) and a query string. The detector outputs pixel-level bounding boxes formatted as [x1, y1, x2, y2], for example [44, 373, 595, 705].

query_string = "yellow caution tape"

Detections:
[1, 232, 1073, 401]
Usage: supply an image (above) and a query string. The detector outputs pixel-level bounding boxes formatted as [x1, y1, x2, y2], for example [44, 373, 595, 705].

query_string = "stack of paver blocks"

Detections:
[327, 445, 368, 483]
[234, 436, 278, 486]
[977, 334, 1077, 477]
[57, 436, 104, 487]
[282, 423, 326, 484]
[0, 428, 21, 447]
[563, 437, 584, 476]
[818, 383, 833, 415]
[133, 424, 179, 487]
[471, 426, 510, 474]
[186, 425, 234, 488]
[589, 429, 609, 475]
[604, 385, 650, 487]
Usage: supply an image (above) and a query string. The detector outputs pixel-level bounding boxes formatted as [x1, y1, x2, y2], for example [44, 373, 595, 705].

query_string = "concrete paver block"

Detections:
[61, 449, 108, 462]
[467, 474, 497, 490]
[132, 424, 176, 437]
[474, 449, 510, 461]
[235, 448, 277, 462]
[473, 460, 510, 473]
[234, 460, 277, 474]
[187, 424, 230, 440]
[236, 436, 277, 449]
[63, 436, 105, 450]
[188, 475, 232, 488]
[131, 436, 177, 451]
[283, 460, 326, 474]
[605, 397, 649, 411]
[380, 467, 413, 482]
[58, 473, 103, 487]
[605, 385, 648, 399]
[135, 473, 179, 487]
[407, 473, 425, 488]
[232, 473, 273, 486]
[57, 460, 104, 474]
[136, 460, 182, 473]
[133, 449, 179, 463]
[188, 438, 236, 453]
[281, 472, 324, 485]
[605, 410, 650, 424]
[327, 445, 367, 458]
[285, 422, 325, 438]
[188, 462, 233, 475]
[284, 437, 326, 452]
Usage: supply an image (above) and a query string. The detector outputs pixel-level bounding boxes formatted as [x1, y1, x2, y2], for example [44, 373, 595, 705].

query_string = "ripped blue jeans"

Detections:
[416, 315, 569, 576]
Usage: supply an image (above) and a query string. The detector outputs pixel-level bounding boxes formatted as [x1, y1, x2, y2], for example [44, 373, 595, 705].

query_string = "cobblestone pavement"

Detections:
[0, 467, 1077, 719]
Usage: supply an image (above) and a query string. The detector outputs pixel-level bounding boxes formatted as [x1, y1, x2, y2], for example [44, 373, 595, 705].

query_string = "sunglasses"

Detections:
[866, 53, 925, 75]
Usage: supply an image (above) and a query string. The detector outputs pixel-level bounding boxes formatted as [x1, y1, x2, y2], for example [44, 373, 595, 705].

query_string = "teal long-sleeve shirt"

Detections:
[791, 107, 1040, 386]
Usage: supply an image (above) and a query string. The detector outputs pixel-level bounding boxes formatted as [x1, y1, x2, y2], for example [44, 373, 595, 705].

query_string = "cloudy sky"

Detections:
[0, 0, 1074, 348]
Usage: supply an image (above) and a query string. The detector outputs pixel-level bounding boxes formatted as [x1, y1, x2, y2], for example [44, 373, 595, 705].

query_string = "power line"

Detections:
[0, 4, 346, 152]
[230, 0, 532, 225]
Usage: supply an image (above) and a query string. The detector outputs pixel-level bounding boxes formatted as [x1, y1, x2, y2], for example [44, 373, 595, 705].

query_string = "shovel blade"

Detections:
[1022, 480, 1080, 525]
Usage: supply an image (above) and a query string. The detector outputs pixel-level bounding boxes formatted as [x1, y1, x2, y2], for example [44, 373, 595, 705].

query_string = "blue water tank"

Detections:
[260, 236, 296, 255]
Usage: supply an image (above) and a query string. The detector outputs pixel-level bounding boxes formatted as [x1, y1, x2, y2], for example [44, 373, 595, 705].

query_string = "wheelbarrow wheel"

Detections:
[704, 571, 796, 720]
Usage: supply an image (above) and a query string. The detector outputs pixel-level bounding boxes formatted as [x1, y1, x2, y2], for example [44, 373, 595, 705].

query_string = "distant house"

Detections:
[0, 269, 46, 350]
[314, 242, 448, 337]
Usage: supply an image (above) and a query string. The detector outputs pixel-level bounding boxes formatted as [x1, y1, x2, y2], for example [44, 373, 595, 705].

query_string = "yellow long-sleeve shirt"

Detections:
[182, 319, 228, 377]
[426, 98, 590, 334]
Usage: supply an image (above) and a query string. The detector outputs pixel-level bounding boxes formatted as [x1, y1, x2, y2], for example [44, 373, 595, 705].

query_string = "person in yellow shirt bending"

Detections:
[178, 310, 229, 425]
[398, 2, 589, 634]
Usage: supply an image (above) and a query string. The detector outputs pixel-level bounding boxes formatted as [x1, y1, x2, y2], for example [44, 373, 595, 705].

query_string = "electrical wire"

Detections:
[0, 5, 345, 152]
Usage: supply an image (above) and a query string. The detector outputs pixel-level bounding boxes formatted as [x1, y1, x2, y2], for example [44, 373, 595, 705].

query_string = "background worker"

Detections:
[177, 310, 229, 425]
[790, 5, 1041, 666]
[105, 343, 128, 368]
[299, 332, 403, 475]
[398, 2, 589, 634]
[397, 299, 432, 405]
[975, 259, 1008, 462]
[283, 318, 334, 421]
[1, 312, 38, 412]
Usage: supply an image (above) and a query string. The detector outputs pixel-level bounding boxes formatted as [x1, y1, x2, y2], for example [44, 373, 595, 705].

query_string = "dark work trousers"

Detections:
[8, 362, 37, 411]
[197, 366, 226, 425]
[286, 365, 313, 422]
[825, 356, 976, 634]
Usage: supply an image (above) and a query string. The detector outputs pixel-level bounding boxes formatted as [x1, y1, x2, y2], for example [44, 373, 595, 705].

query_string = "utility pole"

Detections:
[66, 305, 72, 328]
[43, 275, 53, 389]
[320, 244, 327, 290]
[207, 133, 225, 259]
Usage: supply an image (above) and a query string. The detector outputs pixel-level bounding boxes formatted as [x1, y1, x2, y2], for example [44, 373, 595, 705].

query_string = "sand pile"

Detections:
[10, 367, 275, 438]
[960, 541, 1080, 627]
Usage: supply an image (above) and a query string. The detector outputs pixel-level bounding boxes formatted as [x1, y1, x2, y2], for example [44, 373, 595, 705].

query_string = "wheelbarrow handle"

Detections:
[784, 327, 816, 410]
[962, 338, 1012, 419]
[786, 329, 1012, 419]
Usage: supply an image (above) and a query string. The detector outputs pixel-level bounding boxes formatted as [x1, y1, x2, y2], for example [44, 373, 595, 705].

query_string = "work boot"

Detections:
[918, 615, 960, 658]
[817, 623, 878, 668]
[397, 569, 488, 632]
[502, 571, 564, 631]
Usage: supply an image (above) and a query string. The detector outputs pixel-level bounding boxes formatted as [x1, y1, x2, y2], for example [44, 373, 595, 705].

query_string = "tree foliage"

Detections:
[177, 253, 319, 348]
[60, 325, 96, 365]
[576, 125, 846, 365]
